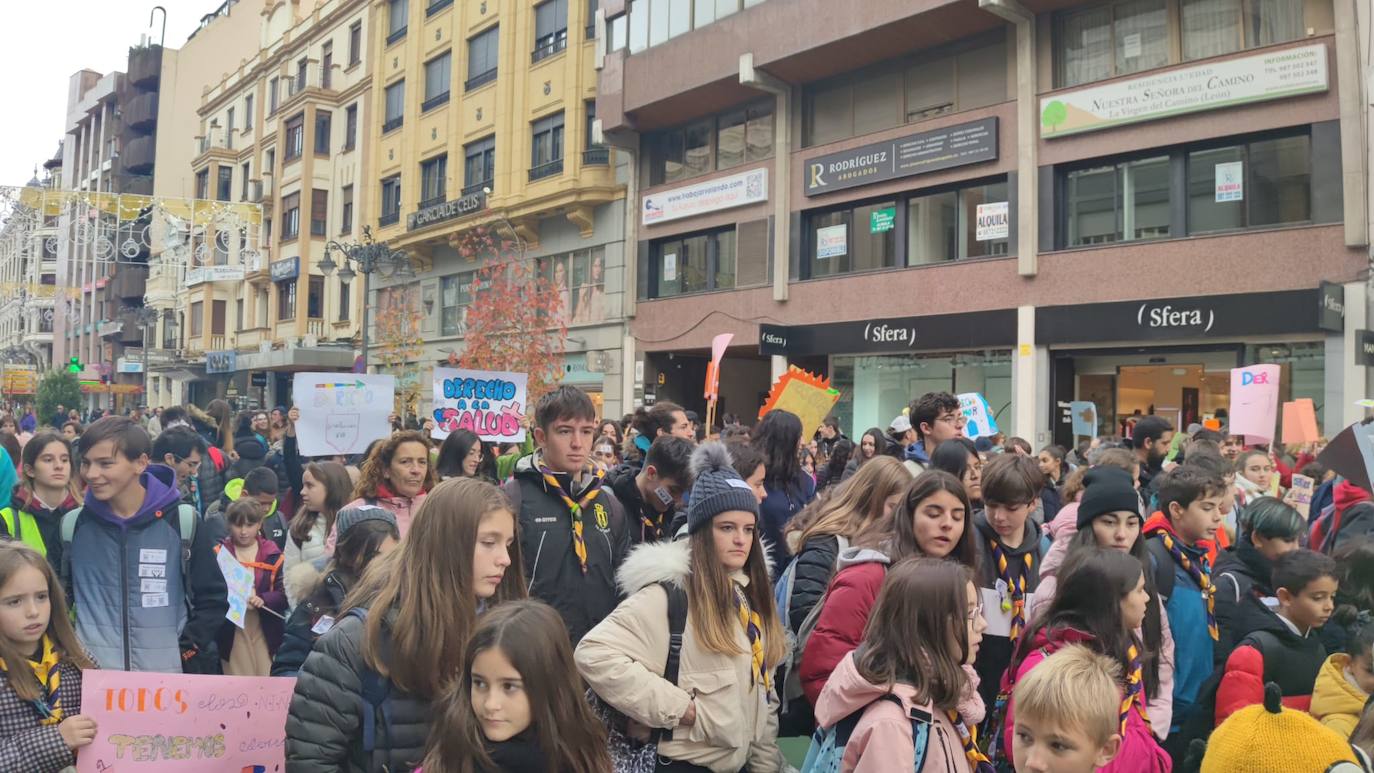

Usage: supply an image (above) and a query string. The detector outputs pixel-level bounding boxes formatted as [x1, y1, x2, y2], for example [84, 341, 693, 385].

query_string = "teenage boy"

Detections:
[605, 435, 694, 544]
[1011, 645, 1124, 773]
[971, 453, 1046, 710]
[904, 392, 964, 472]
[1131, 415, 1174, 496]
[1212, 496, 1304, 662]
[1215, 549, 1337, 723]
[151, 427, 206, 514]
[1145, 465, 1229, 738]
[65, 416, 228, 673]
[507, 386, 631, 643]
[205, 466, 287, 550]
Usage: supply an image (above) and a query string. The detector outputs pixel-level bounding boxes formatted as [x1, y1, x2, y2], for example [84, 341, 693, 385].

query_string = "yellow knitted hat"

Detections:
[1201, 684, 1370, 773]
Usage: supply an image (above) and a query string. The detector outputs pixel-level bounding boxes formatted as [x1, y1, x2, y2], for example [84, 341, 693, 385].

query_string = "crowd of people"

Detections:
[0, 389, 1370, 772]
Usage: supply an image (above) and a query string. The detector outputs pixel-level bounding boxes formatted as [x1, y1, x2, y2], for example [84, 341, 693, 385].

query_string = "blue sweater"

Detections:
[1147, 532, 1214, 730]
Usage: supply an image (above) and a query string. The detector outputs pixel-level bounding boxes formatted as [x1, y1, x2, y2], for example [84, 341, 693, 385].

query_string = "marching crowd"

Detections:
[0, 389, 1371, 772]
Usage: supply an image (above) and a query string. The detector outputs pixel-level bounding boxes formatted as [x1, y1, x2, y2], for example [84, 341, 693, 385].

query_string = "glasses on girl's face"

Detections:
[967, 600, 985, 622]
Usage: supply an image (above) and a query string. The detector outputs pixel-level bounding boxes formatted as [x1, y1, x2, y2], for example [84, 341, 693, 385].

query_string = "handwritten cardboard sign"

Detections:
[1070, 401, 1098, 439]
[1228, 364, 1281, 442]
[431, 368, 528, 443]
[216, 548, 255, 630]
[293, 373, 396, 456]
[1281, 398, 1319, 445]
[957, 393, 998, 439]
[758, 367, 840, 440]
[77, 670, 295, 772]
[1290, 474, 1315, 519]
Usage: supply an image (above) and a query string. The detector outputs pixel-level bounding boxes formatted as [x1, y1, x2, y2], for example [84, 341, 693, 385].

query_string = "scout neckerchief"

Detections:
[1154, 530, 1219, 640]
[947, 709, 992, 769]
[733, 583, 769, 692]
[538, 462, 606, 574]
[0, 635, 64, 725]
[1121, 641, 1151, 733]
[988, 539, 1034, 642]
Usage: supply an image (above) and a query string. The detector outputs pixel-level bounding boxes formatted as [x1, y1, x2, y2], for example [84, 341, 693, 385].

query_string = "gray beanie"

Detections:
[686, 442, 760, 534]
[336, 505, 398, 539]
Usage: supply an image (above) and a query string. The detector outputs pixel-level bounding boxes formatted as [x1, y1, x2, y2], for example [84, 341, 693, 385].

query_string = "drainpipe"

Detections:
[1333, 0, 1368, 248]
[740, 53, 790, 302]
[979, 0, 1038, 276]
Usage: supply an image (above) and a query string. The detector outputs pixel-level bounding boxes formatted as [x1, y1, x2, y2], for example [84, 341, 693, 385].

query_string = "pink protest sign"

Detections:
[1229, 364, 1282, 442]
[77, 670, 294, 772]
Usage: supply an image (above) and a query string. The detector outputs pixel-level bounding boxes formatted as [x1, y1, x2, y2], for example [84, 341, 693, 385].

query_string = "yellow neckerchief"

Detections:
[0, 635, 63, 725]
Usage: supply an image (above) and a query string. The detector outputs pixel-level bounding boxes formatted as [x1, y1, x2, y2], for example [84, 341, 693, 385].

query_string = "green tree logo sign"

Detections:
[1041, 100, 1068, 134]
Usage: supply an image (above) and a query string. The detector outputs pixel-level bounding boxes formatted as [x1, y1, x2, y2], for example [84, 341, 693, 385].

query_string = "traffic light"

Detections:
[66, 356, 81, 374]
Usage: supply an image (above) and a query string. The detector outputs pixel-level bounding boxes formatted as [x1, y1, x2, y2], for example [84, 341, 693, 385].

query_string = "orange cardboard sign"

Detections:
[1281, 398, 1319, 445]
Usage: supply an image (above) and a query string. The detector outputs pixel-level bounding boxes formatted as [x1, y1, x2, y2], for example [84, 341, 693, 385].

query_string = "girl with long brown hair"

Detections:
[283, 461, 352, 610]
[6, 432, 81, 566]
[576, 442, 789, 772]
[285, 477, 526, 772]
[421, 600, 610, 773]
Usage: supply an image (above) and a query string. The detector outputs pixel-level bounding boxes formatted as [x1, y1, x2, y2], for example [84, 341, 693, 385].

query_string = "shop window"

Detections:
[440, 271, 478, 336]
[908, 180, 1010, 265]
[803, 200, 898, 279]
[1181, 0, 1303, 60]
[650, 227, 735, 298]
[1065, 156, 1170, 246]
[1188, 134, 1311, 234]
[1248, 342, 1325, 427]
[1057, 0, 1168, 88]
[540, 248, 607, 325]
[831, 351, 1013, 441]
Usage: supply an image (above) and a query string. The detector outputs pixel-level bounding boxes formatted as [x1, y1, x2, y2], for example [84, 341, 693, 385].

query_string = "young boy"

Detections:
[205, 466, 287, 551]
[604, 435, 694, 544]
[1215, 549, 1336, 723]
[1144, 465, 1228, 740]
[1312, 621, 1374, 736]
[1011, 644, 1123, 773]
[972, 453, 1045, 710]
[65, 416, 228, 673]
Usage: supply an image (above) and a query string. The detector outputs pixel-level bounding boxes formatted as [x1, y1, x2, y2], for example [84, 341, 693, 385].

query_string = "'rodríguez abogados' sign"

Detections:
[803, 117, 998, 196]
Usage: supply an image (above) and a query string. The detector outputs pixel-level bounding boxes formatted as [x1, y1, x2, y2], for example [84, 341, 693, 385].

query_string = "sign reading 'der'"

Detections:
[804, 117, 998, 196]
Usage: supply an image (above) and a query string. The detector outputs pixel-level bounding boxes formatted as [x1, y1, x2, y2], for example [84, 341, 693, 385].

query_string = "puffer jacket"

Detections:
[273, 561, 353, 677]
[574, 539, 786, 773]
[785, 534, 844, 635]
[0, 656, 83, 773]
[283, 516, 330, 610]
[1311, 653, 1369, 737]
[1212, 538, 1278, 664]
[814, 651, 985, 773]
[284, 608, 432, 772]
[799, 546, 893, 706]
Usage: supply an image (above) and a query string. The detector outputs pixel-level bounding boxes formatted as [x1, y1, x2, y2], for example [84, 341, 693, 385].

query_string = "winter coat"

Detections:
[225, 434, 290, 497]
[283, 516, 330, 610]
[203, 478, 287, 551]
[1311, 653, 1369, 737]
[215, 536, 286, 659]
[1215, 594, 1326, 723]
[1212, 539, 1277, 664]
[187, 405, 228, 507]
[1002, 627, 1170, 773]
[3, 488, 80, 572]
[1328, 481, 1374, 553]
[282, 435, 306, 495]
[508, 454, 631, 645]
[969, 511, 1043, 712]
[759, 473, 816, 570]
[273, 562, 353, 678]
[326, 489, 427, 552]
[786, 534, 844, 635]
[284, 609, 432, 772]
[799, 547, 892, 706]
[64, 464, 229, 672]
[814, 651, 984, 773]
[0, 657, 83, 773]
[606, 462, 675, 544]
[574, 539, 786, 773]
[1144, 515, 1213, 732]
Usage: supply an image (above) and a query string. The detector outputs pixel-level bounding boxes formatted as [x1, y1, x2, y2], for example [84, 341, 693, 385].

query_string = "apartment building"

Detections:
[0, 152, 63, 386]
[364, 0, 630, 417]
[599, 0, 1370, 444]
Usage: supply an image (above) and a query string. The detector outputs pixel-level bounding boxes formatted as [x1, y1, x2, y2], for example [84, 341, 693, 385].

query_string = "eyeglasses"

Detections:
[967, 599, 985, 622]
[937, 413, 967, 427]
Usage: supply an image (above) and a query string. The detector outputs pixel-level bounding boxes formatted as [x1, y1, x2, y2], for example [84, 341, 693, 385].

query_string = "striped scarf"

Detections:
[733, 583, 768, 692]
[989, 539, 1034, 642]
[1121, 642, 1151, 733]
[1156, 531, 1218, 640]
[946, 709, 992, 768]
[0, 636, 63, 725]
[538, 463, 606, 574]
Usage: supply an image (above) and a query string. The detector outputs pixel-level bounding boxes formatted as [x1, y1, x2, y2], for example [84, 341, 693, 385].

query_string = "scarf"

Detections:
[0, 636, 63, 725]
[537, 462, 606, 574]
[733, 583, 768, 691]
[947, 709, 992, 769]
[988, 539, 1034, 642]
[1154, 530, 1218, 640]
[1121, 641, 1151, 733]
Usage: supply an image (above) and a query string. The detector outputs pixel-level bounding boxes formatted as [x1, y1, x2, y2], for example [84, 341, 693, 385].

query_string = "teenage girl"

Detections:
[5, 432, 81, 566]
[282, 461, 352, 610]
[0, 542, 97, 772]
[421, 600, 610, 773]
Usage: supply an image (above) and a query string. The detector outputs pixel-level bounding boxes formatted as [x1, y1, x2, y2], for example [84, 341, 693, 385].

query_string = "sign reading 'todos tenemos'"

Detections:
[432, 367, 528, 443]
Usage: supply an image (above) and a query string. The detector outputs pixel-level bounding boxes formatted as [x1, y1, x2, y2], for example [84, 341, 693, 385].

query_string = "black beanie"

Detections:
[1076, 467, 1142, 530]
[687, 442, 760, 534]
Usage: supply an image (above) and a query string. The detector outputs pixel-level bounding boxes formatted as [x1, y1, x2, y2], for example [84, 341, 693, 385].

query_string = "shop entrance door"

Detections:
[1113, 365, 1224, 438]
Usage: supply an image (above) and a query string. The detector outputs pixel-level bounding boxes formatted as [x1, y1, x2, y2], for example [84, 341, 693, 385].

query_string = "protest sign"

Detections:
[758, 367, 840, 440]
[432, 368, 528, 443]
[216, 548, 255, 630]
[957, 393, 998, 439]
[1290, 474, 1315, 519]
[1281, 398, 1320, 445]
[77, 670, 295, 772]
[1228, 364, 1281, 442]
[1070, 401, 1098, 438]
[292, 373, 395, 456]
[1319, 422, 1374, 492]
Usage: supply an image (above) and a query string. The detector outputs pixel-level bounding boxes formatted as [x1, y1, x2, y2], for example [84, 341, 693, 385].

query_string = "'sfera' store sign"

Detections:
[1040, 44, 1328, 138]
[758, 309, 1016, 357]
[1036, 289, 1326, 344]
[804, 117, 998, 196]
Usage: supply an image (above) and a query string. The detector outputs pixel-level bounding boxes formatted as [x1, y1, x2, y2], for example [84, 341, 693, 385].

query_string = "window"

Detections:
[341, 184, 354, 233]
[189, 301, 203, 337]
[269, 77, 279, 115]
[423, 52, 452, 111]
[236, 299, 244, 330]
[531, 113, 565, 180]
[440, 271, 478, 335]
[308, 276, 325, 318]
[195, 170, 209, 200]
[420, 155, 447, 207]
[428, 0, 454, 15]
[311, 189, 329, 236]
[803, 200, 898, 279]
[285, 114, 304, 160]
[244, 94, 253, 129]
[344, 104, 358, 150]
[216, 166, 233, 201]
[314, 111, 332, 155]
[467, 26, 499, 89]
[278, 279, 297, 321]
[241, 162, 250, 200]
[542, 248, 607, 324]
[908, 180, 1010, 265]
[587, 0, 599, 37]
[651, 227, 736, 298]
[380, 176, 402, 225]
[321, 42, 333, 89]
[584, 100, 599, 149]
[388, 0, 409, 43]
[464, 136, 495, 193]
[226, 108, 235, 149]
[534, 0, 569, 61]
[1066, 156, 1171, 246]
[716, 101, 772, 168]
[384, 81, 405, 132]
[1057, 1, 1168, 88]
[338, 281, 351, 322]
[1182, 0, 1303, 61]
[647, 99, 774, 184]
[282, 192, 301, 240]
[265, 149, 275, 177]
[1188, 134, 1311, 234]
[211, 301, 226, 335]
[348, 21, 362, 65]
[296, 58, 308, 93]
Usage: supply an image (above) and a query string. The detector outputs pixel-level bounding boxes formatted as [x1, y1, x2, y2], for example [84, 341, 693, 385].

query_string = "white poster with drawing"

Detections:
[293, 373, 396, 456]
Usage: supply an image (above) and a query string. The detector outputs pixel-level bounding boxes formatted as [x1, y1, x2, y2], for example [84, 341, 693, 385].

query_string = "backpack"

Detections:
[59, 503, 198, 591]
[774, 535, 849, 736]
[801, 693, 931, 773]
[1171, 630, 1285, 753]
[343, 608, 399, 760]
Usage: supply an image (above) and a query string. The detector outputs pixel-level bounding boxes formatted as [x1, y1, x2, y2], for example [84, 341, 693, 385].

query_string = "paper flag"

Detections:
[704, 333, 733, 401]
[758, 366, 841, 440]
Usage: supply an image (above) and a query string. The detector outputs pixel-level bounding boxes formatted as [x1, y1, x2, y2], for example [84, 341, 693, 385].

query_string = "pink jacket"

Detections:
[324, 492, 426, 553]
[814, 651, 985, 773]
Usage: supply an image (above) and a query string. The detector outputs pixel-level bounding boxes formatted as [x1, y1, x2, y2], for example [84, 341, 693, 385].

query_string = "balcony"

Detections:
[382, 116, 404, 133]
[421, 92, 450, 113]
[461, 181, 492, 197]
[386, 25, 407, 46]
[465, 68, 497, 91]
[98, 319, 123, 338]
[128, 45, 161, 88]
[379, 212, 400, 227]
[426, 0, 453, 16]
[126, 91, 159, 131]
[110, 265, 149, 300]
[528, 158, 564, 181]
[532, 31, 568, 63]
[124, 135, 156, 175]
[582, 147, 610, 166]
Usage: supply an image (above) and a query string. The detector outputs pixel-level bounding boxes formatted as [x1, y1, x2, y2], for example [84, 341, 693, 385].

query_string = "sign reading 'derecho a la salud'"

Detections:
[1040, 43, 1328, 138]
[642, 168, 768, 226]
[804, 117, 998, 196]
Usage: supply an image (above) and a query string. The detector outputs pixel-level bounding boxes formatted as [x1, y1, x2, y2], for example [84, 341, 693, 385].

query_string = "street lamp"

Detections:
[132, 306, 159, 408]
[319, 225, 415, 373]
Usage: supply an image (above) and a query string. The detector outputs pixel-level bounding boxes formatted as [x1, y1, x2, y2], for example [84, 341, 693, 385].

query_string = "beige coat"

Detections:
[575, 539, 786, 773]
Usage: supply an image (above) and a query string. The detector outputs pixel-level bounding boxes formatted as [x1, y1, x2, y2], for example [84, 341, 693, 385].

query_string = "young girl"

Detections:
[217, 499, 287, 676]
[1001, 548, 1170, 772]
[286, 476, 526, 771]
[801, 470, 979, 706]
[0, 542, 97, 772]
[5, 432, 81, 567]
[576, 442, 789, 772]
[422, 600, 610, 773]
[436, 430, 494, 482]
[283, 461, 352, 610]
[814, 558, 989, 772]
[931, 438, 983, 511]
